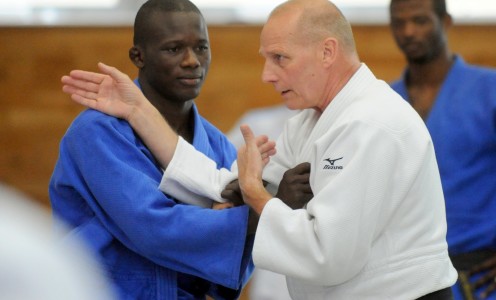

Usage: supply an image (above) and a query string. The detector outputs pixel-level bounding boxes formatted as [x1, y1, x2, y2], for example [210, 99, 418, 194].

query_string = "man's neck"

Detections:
[139, 82, 196, 143]
[404, 52, 455, 119]
[154, 100, 195, 144]
[406, 52, 454, 88]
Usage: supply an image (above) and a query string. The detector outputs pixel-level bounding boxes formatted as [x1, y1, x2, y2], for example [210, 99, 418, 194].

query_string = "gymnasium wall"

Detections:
[0, 24, 495, 207]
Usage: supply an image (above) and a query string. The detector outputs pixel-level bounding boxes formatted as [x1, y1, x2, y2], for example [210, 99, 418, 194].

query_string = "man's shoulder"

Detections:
[198, 115, 226, 137]
[64, 109, 133, 143]
[454, 56, 496, 78]
[464, 63, 496, 79]
[70, 109, 128, 130]
[389, 77, 403, 87]
[197, 115, 236, 149]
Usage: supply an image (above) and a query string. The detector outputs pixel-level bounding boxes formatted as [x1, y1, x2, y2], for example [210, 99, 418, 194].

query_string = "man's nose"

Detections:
[182, 48, 200, 67]
[261, 61, 277, 83]
[402, 21, 416, 37]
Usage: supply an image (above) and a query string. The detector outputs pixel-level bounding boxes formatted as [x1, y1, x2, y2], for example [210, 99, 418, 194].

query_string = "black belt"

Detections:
[450, 250, 496, 300]
[450, 249, 496, 271]
[416, 286, 453, 300]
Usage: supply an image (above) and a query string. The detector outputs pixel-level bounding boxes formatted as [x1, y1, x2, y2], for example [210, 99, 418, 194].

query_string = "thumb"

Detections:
[97, 62, 126, 83]
[240, 124, 255, 146]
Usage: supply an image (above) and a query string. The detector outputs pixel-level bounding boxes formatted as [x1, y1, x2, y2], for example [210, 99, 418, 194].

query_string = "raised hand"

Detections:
[221, 133, 276, 208]
[61, 62, 148, 121]
[276, 162, 313, 209]
[237, 125, 273, 214]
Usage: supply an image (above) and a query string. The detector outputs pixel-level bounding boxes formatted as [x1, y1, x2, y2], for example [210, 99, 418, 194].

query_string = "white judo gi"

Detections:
[160, 64, 457, 299]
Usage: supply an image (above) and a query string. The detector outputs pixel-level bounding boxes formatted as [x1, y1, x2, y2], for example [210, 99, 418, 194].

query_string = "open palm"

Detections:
[61, 62, 146, 120]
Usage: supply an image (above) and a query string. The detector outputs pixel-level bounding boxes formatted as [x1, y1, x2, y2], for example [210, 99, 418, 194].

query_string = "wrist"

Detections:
[242, 183, 272, 214]
[126, 97, 178, 168]
[127, 95, 156, 125]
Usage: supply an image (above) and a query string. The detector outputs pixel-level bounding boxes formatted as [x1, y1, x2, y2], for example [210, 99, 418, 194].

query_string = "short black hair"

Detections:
[431, 0, 448, 18]
[390, 0, 448, 19]
[133, 0, 203, 46]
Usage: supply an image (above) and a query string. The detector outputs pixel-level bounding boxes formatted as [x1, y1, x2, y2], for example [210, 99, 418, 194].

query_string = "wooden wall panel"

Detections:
[0, 23, 495, 300]
[0, 24, 495, 208]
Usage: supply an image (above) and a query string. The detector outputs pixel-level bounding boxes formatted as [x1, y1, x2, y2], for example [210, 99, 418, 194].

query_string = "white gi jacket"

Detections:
[160, 64, 458, 299]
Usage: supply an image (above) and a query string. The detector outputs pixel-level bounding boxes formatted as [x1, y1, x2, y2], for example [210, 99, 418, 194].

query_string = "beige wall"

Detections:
[1, 24, 495, 206]
[0, 23, 495, 300]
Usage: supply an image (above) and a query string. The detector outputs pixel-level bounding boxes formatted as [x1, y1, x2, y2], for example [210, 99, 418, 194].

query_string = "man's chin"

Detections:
[283, 99, 301, 111]
[178, 89, 201, 101]
[406, 53, 434, 65]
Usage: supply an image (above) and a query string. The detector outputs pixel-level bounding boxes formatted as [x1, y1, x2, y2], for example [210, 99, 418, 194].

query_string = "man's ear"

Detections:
[129, 46, 144, 68]
[322, 37, 338, 67]
[442, 13, 453, 31]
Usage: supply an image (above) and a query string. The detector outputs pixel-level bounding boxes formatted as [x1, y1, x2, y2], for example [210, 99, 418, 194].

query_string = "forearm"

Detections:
[128, 99, 178, 169]
[159, 138, 238, 203]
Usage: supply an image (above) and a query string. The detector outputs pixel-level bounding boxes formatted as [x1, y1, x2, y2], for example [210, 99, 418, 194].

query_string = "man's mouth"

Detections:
[178, 77, 202, 86]
[402, 42, 422, 53]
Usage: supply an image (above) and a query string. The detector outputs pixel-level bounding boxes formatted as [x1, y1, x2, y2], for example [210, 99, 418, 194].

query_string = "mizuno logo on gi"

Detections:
[323, 157, 343, 170]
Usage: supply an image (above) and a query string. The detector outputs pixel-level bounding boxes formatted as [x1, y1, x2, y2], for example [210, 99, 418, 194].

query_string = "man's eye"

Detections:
[391, 20, 403, 28]
[274, 54, 284, 62]
[414, 17, 429, 25]
[198, 45, 209, 51]
[167, 47, 179, 53]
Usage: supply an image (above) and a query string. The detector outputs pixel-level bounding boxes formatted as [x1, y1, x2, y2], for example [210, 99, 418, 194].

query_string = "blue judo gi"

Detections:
[49, 104, 253, 299]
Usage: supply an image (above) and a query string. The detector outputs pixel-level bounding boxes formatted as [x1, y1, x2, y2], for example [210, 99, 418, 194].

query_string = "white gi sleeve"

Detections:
[158, 137, 237, 206]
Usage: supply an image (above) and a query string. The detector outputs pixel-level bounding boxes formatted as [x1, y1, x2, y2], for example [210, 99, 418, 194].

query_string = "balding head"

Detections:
[269, 0, 356, 54]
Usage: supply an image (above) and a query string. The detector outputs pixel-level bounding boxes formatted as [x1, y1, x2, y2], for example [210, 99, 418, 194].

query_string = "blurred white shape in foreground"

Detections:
[0, 183, 115, 300]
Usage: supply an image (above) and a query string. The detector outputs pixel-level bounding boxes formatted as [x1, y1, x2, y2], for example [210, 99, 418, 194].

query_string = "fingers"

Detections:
[98, 62, 131, 84]
[98, 62, 112, 75]
[62, 82, 98, 99]
[253, 133, 276, 166]
[61, 77, 100, 108]
[224, 180, 241, 191]
[300, 184, 313, 194]
[61, 74, 102, 94]
[220, 189, 236, 199]
[221, 187, 241, 199]
[61, 70, 105, 108]
[260, 148, 276, 159]
[293, 162, 311, 174]
[255, 134, 268, 146]
[259, 141, 276, 156]
[284, 163, 311, 179]
[67, 69, 106, 85]
[260, 147, 276, 166]
[212, 202, 234, 210]
[70, 94, 98, 109]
